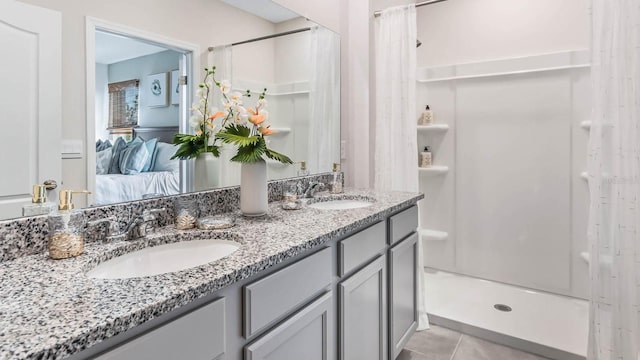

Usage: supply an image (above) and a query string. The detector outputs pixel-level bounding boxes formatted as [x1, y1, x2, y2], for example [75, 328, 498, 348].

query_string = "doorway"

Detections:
[85, 18, 200, 205]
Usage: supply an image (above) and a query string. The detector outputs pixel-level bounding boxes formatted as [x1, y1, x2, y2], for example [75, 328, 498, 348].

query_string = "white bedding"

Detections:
[95, 171, 180, 205]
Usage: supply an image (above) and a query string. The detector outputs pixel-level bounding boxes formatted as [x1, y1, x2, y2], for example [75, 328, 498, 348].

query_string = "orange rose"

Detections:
[249, 114, 266, 125]
[258, 126, 277, 136]
[208, 111, 225, 120]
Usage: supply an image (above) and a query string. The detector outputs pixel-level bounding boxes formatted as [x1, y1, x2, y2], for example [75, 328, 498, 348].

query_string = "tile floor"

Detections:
[400, 325, 550, 360]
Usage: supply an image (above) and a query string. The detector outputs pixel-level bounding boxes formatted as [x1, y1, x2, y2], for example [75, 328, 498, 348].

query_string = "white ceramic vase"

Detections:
[194, 152, 219, 191]
[240, 159, 268, 216]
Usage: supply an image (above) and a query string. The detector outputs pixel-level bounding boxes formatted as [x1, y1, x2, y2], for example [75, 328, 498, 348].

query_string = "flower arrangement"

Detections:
[172, 67, 293, 165]
[171, 69, 226, 159]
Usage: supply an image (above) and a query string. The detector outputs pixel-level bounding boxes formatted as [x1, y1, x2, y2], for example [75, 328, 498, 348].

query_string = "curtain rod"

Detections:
[208, 27, 312, 51]
[374, 0, 448, 17]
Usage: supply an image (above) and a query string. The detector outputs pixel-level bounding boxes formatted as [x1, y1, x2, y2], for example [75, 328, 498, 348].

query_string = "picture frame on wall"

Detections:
[170, 70, 180, 106]
[146, 72, 168, 107]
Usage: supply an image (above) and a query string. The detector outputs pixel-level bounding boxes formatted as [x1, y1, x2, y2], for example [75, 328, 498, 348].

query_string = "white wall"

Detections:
[95, 63, 109, 141]
[416, 0, 589, 67]
[108, 50, 181, 128]
[17, 0, 278, 199]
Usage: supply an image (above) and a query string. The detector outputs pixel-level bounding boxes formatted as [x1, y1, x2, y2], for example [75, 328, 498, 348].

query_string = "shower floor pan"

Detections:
[424, 269, 588, 360]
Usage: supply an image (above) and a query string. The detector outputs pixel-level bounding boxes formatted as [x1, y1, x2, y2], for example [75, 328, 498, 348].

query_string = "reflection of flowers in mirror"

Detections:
[171, 66, 292, 165]
[171, 68, 230, 160]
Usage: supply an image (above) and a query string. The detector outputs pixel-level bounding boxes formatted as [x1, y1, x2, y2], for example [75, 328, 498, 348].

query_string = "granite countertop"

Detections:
[0, 189, 422, 359]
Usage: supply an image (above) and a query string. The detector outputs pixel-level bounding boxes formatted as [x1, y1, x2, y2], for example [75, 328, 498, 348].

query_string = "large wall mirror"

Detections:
[0, 0, 340, 221]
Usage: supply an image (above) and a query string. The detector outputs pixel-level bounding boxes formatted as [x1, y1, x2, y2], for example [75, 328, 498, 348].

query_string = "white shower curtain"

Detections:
[208, 45, 239, 186]
[588, 1, 640, 359]
[375, 4, 429, 330]
[308, 26, 340, 174]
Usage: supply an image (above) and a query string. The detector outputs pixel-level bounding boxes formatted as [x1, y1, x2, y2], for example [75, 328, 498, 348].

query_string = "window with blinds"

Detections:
[108, 79, 140, 128]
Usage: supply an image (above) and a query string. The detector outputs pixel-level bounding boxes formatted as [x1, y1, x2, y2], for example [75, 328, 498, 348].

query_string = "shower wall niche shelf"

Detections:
[580, 251, 612, 266]
[270, 127, 292, 135]
[418, 166, 449, 175]
[580, 121, 591, 130]
[419, 229, 448, 242]
[417, 124, 449, 132]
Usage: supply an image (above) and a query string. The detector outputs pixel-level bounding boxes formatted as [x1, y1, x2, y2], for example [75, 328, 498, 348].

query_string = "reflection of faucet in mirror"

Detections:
[302, 182, 326, 198]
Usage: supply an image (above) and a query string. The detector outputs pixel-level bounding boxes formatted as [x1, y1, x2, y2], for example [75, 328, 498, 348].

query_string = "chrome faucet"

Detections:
[302, 182, 326, 198]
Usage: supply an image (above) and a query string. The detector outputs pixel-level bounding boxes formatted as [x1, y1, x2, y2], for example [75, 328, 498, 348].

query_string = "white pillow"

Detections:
[96, 147, 112, 175]
[153, 142, 179, 172]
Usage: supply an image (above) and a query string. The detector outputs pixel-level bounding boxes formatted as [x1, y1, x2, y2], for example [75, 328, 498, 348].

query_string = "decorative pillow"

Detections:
[96, 148, 112, 175]
[140, 137, 159, 172]
[152, 142, 180, 172]
[96, 139, 112, 152]
[119, 139, 150, 175]
[107, 137, 127, 174]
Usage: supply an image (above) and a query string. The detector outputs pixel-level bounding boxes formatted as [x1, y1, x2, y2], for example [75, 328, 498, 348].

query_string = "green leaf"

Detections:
[230, 137, 266, 163]
[216, 124, 261, 147]
[171, 134, 202, 159]
[265, 148, 293, 164]
[207, 146, 220, 157]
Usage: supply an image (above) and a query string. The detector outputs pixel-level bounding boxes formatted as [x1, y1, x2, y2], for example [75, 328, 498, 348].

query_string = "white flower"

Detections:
[229, 91, 244, 106]
[196, 88, 205, 97]
[260, 109, 269, 121]
[257, 98, 268, 109]
[220, 80, 231, 94]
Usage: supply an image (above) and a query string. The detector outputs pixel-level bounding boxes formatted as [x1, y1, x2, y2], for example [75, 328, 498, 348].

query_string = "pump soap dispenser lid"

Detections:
[58, 190, 91, 210]
[32, 185, 47, 204]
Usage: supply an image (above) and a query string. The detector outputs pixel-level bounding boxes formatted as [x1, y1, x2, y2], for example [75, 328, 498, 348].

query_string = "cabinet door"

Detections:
[339, 255, 387, 360]
[389, 233, 418, 359]
[245, 291, 334, 360]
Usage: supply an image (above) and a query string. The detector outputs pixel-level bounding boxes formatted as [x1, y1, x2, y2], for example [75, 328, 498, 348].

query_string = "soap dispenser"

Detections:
[330, 163, 344, 194]
[22, 184, 55, 216]
[418, 105, 433, 125]
[48, 190, 91, 260]
[297, 161, 309, 176]
[420, 146, 433, 168]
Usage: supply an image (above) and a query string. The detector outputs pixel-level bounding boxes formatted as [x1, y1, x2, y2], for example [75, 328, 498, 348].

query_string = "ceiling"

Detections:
[220, 0, 299, 23]
[95, 31, 168, 65]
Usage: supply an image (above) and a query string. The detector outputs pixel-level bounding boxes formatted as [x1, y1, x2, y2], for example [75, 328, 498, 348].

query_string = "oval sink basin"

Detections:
[309, 199, 373, 210]
[87, 239, 240, 279]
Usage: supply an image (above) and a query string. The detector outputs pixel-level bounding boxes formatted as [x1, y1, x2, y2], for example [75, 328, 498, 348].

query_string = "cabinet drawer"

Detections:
[96, 297, 225, 360]
[244, 247, 332, 338]
[388, 206, 418, 246]
[339, 221, 386, 276]
[245, 291, 334, 360]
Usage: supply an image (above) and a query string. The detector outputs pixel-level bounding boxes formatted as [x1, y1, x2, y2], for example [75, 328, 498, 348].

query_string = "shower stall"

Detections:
[412, 0, 590, 359]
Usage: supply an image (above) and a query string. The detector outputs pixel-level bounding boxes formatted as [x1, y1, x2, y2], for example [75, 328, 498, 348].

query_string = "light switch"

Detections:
[61, 139, 83, 159]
